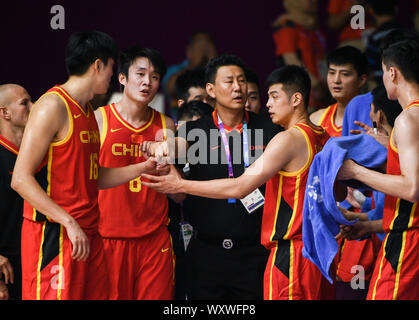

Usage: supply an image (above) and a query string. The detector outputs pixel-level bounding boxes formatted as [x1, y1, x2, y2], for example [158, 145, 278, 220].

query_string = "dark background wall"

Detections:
[1, 0, 415, 104]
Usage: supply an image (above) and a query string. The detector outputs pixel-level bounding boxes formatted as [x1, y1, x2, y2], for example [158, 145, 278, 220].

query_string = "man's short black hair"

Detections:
[205, 54, 246, 84]
[379, 28, 419, 55]
[327, 46, 369, 76]
[382, 39, 419, 85]
[118, 45, 167, 80]
[372, 84, 402, 127]
[177, 100, 213, 121]
[265, 65, 311, 109]
[244, 68, 260, 91]
[175, 68, 206, 101]
[65, 30, 119, 76]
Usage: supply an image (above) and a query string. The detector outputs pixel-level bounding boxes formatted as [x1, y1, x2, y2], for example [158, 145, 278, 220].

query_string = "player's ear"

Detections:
[378, 109, 386, 126]
[292, 92, 303, 108]
[0, 106, 10, 120]
[119, 72, 127, 87]
[92, 58, 104, 73]
[206, 83, 216, 99]
[390, 66, 397, 82]
[358, 74, 367, 88]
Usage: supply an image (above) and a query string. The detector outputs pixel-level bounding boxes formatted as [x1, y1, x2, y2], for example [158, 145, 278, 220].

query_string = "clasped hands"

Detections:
[139, 139, 184, 194]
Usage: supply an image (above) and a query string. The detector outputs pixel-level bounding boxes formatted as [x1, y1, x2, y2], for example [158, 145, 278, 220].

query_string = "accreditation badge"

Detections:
[180, 222, 193, 251]
[240, 188, 265, 214]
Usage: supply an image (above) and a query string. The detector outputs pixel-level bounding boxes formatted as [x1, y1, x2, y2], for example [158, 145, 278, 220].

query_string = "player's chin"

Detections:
[96, 86, 109, 95]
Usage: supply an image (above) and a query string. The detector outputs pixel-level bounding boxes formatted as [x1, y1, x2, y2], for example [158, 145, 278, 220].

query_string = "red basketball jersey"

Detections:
[317, 104, 342, 138]
[23, 85, 101, 234]
[368, 101, 419, 300]
[261, 123, 329, 249]
[383, 106, 419, 233]
[98, 104, 169, 238]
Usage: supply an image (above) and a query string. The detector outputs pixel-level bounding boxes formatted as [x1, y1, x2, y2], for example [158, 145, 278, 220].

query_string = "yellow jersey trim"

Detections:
[54, 86, 90, 118]
[160, 112, 167, 139]
[317, 105, 331, 126]
[270, 175, 284, 243]
[283, 175, 301, 240]
[110, 104, 155, 133]
[268, 246, 279, 300]
[99, 106, 108, 146]
[329, 103, 342, 133]
[0, 137, 19, 155]
[57, 225, 64, 300]
[36, 222, 47, 300]
[38, 91, 75, 148]
[288, 240, 294, 300]
[278, 126, 313, 177]
[389, 129, 398, 153]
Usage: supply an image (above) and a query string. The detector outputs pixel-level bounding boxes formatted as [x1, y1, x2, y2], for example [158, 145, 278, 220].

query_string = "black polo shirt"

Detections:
[0, 135, 23, 256]
[176, 110, 282, 240]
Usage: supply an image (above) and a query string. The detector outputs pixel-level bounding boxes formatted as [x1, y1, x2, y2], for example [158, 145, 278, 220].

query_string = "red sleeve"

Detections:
[272, 26, 298, 56]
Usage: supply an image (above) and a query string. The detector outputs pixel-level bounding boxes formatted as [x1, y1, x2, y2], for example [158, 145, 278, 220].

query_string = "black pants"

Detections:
[185, 237, 268, 300]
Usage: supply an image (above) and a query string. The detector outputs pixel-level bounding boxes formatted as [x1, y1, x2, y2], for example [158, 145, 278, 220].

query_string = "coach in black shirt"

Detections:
[0, 84, 32, 300]
[175, 55, 282, 299]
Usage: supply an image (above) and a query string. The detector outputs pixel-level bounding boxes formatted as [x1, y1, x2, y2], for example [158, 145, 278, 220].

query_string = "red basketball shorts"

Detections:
[336, 235, 382, 283]
[102, 226, 175, 300]
[264, 239, 335, 300]
[21, 218, 109, 300]
[368, 228, 419, 300]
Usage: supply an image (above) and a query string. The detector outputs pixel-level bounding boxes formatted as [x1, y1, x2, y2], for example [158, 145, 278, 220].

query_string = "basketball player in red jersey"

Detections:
[11, 31, 160, 300]
[310, 46, 378, 300]
[310, 46, 367, 137]
[337, 39, 419, 300]
[142, 65, 334, 300]
[95, 46, 176, 300]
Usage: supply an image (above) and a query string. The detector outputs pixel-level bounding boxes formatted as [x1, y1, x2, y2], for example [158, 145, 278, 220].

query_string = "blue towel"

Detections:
[341, 92, 373, 136]
[302, 134, 387, 283]
[340, 90, 386, 241]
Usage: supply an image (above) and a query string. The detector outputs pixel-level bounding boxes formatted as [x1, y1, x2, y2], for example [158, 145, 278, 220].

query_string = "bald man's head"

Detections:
[0, 84, 32, 129]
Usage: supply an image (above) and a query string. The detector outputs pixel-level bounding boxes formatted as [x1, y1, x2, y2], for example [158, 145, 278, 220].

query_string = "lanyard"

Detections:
[217, 112, 249, 203]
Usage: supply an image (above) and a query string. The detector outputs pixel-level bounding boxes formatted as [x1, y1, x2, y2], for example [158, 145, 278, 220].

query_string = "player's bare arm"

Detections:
[337, 109, 419, 203]
[11, 94, 90, 261]
[309, 108, 326, 125]
[142, 129, 302, 199]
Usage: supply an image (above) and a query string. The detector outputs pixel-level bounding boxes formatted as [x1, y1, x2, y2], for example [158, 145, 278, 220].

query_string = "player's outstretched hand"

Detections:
[350, 121, 390, 148]
[141, 165, 183, 194]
